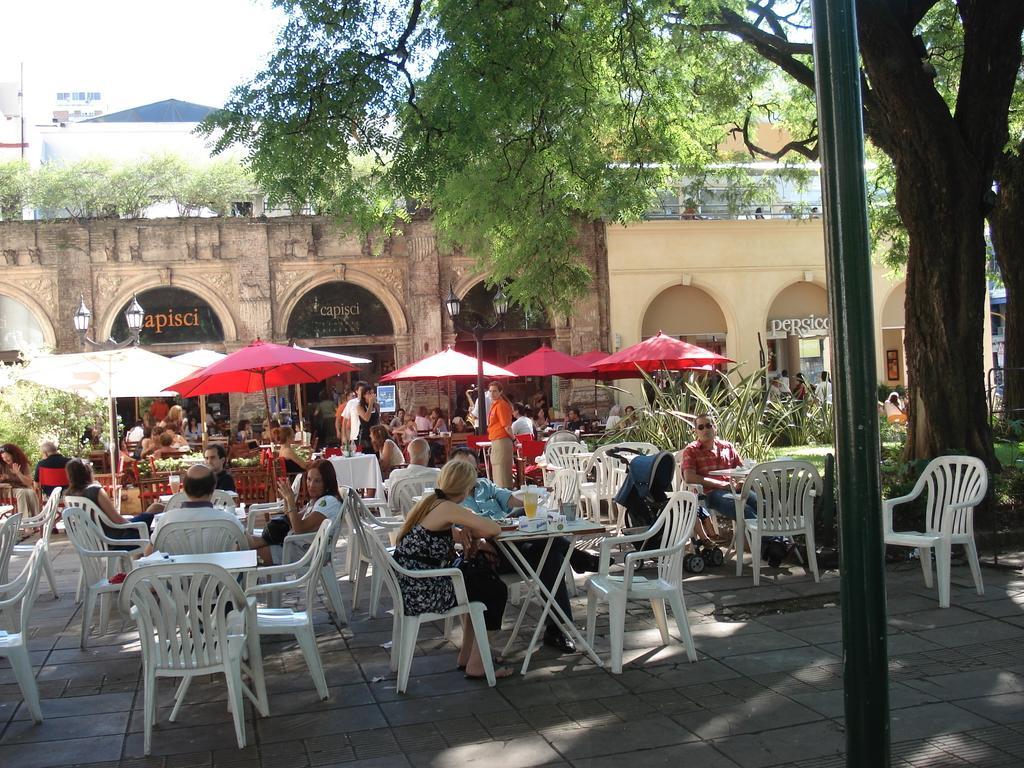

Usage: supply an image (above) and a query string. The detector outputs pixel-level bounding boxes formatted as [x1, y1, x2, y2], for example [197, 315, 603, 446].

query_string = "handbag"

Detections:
[261, 515, 292, 545]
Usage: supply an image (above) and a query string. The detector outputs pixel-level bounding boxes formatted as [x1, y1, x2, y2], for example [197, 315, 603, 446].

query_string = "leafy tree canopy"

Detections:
[204, 0, 769, 313]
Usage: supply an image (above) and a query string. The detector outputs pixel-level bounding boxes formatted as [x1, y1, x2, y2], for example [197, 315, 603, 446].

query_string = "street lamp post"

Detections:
[444, 284, 509, 435]
[73, 294, 145, 350]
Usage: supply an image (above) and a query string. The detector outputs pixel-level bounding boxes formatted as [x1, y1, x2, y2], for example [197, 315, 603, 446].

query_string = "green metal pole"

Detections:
[809, 1, 891, 766]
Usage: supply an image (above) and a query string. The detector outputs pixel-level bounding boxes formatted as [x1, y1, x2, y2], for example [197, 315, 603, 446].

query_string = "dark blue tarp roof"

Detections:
[83, 99, 217, 123]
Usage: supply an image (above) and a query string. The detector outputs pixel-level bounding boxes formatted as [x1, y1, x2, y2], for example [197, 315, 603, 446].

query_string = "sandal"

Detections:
[465, 666, 515, 680]
[458, 654, 506, 671]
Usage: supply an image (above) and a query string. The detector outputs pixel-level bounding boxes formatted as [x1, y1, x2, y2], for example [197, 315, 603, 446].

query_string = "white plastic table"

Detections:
[329, 454, 385, 500]
[495, 520, 607, 674]
[133, 550, 258, 573]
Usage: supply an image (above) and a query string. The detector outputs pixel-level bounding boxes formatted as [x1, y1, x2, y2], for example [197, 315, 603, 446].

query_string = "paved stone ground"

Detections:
[2, 537, 1024, 768]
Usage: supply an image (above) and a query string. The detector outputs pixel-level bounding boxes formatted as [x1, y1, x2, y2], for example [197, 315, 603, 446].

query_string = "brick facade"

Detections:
[0, 215, 611, 415]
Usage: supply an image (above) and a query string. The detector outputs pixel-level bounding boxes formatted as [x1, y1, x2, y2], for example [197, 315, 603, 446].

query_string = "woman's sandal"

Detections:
[464, 666, 515, 680]
[458, 654, 505, 671]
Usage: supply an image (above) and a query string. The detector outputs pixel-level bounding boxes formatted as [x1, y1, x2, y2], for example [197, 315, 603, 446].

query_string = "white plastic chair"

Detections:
[246, 519, 332, 699]
[162, 492, 187, 512]
[0, 512, 23, 586]
[246, 501, 284, 537]
[585, 490, 699, 673]
[153, 519, 250, 555]
[120, 562, 269, 754]
[388, 470, 442, 517]
[884, 455, 988, 608]
[63, 501, 147, 647]
[280, 502, 349, 625]
[355, 504, 497, 693]
[0, 541, 48, 723]
[738, 461, 821, 585]
[65, 496, 149, 603]
[343, 488, 403, 617]
[13, 490, 61, 598]
[542, 442, 586, 485]
[212, 490, 237, 512]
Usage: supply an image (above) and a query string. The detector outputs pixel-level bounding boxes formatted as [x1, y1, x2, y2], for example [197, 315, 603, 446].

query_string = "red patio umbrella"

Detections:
[379, 346, 515, 381]
[168, 340, 360, 483]
[590, 332, 732, 377]
[505, 345, 595, 378]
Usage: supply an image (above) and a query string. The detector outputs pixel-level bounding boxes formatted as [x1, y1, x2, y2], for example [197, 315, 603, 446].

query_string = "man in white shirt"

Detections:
[148, 464, 244, 552]
[815, 371, 833, 405]
[387, 439, 435, 485]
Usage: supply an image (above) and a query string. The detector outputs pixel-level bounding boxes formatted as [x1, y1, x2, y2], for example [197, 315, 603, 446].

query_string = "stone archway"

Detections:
[638, 283, 732, 363]
[764, 282, 830, 380]
[98, 276, 239, 344]
[0, 288, 55, 356]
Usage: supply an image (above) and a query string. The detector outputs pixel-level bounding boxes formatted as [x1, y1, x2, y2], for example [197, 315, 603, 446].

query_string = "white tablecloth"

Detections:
[328, 454, 385, 499]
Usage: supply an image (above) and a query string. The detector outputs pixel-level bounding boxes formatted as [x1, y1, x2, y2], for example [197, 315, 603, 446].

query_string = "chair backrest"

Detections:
[0, 513, 24, 586]
[0, 540, 46, 637]
[231, 466, 273, 505]
[37, 465, 68, 490]
[41, 486, 62, 531]
[211, 490, 236, 512]
[651, 490, 699, 587]
[136, 477, 173, 509]
[120, 563, 250, 673]
[515, 437, 546, 462]
[741, 460, 822, 533]
[163, 491, 188, 512]
[62, 506, 115, 587]
[246, 501, 284, 535]
[917, 456, 989, 536]
[547, 430, 581, 444]
[290, 473, 303, 497]
[549, 468, 580, 507]
[544, 441, 585, 468]
[154, 518, 249, 555]
[268, 519, 332, 610]
[389, 470, 441, 517]
[346, 488, 406, 616]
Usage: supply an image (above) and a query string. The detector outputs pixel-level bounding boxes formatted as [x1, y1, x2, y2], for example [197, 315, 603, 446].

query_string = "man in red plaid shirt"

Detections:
[680, 414, 757, 521]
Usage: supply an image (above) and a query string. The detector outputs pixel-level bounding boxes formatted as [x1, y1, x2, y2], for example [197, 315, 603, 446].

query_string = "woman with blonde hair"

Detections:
[369, 424, 404, 479]
[393, 460, 511, 680]
[276, 426, 308, 477]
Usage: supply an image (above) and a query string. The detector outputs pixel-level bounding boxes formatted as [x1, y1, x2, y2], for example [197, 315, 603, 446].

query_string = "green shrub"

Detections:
[0, 380, 110, 459]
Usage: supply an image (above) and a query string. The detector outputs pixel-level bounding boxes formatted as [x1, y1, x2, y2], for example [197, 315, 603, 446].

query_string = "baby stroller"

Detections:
[612, 449, 677, 546]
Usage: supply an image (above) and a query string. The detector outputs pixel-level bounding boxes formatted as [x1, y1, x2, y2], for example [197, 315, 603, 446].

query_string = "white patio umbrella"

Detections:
[172, 349, 228, 448]
[18, 347, 197, 493]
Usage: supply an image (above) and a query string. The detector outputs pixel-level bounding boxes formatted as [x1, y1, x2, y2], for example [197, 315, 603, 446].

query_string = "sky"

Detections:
[0, 0, 287, 122]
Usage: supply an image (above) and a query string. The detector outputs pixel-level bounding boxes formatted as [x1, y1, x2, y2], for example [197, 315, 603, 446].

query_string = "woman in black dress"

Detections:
[393, 459, 511, 680]
[356, 387, 380, 453]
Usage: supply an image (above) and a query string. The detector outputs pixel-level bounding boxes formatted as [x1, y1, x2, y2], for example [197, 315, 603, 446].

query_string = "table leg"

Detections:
[497, 537, 604, 673]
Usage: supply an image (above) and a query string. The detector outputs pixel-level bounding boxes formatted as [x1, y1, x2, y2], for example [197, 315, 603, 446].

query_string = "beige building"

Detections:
[605, 217, 917, 403]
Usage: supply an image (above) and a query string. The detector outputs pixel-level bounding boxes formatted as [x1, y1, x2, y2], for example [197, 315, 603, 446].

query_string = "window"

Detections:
[73, 91, 86, 101]
[89, 92, 101, 101]
[56, 92, 69, 101]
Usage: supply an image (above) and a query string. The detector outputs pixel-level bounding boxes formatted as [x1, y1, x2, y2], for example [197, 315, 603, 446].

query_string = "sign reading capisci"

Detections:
[112, 287, 224, 345]
[287, 282, 394, 339]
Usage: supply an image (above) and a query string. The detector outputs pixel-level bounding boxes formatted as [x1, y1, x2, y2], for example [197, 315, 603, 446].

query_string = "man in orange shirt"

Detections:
[487, 381, 515, 488]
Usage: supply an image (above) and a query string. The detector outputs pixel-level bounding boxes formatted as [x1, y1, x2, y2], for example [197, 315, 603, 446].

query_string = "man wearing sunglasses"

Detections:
[681, 415, 757, 521]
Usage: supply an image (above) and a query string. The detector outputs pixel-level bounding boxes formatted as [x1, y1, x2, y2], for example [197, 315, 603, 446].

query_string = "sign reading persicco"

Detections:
[112, 287, 224, 345]
[287, 282, 394, 339]
[768, 314, 830, 336]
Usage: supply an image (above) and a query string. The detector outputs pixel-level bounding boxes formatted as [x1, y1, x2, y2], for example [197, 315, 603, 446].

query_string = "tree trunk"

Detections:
[991, 145, 1024, 424]
[852, 3, 1022, 467]
[894, 154, 996, 465]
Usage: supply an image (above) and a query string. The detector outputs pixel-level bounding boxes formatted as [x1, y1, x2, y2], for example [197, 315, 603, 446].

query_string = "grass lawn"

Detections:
[774, 444, 833, 473]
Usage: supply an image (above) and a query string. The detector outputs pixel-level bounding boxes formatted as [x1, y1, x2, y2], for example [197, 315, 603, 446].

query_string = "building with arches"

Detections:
[0, 215, 608, 419]
[604, 218, 985, 405]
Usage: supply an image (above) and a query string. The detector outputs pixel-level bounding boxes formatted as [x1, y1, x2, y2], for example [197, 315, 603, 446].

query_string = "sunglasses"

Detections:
[696, 423, 714, 430]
